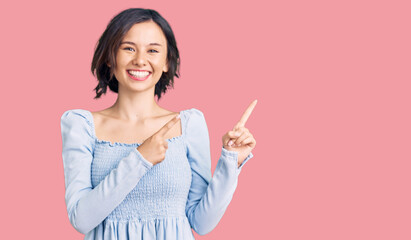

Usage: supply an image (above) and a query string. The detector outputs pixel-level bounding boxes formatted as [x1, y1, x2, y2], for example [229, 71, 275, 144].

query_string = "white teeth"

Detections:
[128, 70, 150, 78]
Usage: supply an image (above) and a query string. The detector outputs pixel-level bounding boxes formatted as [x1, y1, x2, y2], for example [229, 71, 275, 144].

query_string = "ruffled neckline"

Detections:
[94, 135, 184, 147]
[85, 109, 186, 147]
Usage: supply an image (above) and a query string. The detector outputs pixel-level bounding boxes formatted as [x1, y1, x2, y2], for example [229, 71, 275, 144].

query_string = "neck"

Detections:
[108, 85, 161, 122]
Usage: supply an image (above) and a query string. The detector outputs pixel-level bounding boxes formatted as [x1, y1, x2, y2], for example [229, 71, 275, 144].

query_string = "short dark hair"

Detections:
[91, 8, 180, 100]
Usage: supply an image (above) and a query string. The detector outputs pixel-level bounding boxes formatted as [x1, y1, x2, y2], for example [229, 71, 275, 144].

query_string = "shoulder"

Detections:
[180, 108, 207, 126]
[181, 108, 209, 137]
[61, 109, 95, 148]
[181, 108, 206, 121]
[60, 109, 93, 130]
[61, 109, 91, 120]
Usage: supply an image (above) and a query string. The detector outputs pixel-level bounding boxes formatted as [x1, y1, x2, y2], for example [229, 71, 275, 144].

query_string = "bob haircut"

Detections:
[91, 8, 180, 100]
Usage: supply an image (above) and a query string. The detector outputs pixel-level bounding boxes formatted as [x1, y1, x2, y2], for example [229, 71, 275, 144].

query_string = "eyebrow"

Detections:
[121, 41, 162, 47]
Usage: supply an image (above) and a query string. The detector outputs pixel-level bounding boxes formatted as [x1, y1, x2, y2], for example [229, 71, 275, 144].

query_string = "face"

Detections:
[111, 21, 168, 95]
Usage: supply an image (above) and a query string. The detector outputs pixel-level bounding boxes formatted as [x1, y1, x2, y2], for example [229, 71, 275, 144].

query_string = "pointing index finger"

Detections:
[156, 114, 180, 137]
[235, 99, 257, 129]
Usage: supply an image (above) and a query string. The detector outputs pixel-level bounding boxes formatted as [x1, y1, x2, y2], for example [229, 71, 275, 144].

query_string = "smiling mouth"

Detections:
[127, 70, 151, 81]
[127, 70, 150, 78]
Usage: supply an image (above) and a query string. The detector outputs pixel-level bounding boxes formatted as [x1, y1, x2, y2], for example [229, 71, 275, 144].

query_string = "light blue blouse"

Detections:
[60, 108, 253, 239]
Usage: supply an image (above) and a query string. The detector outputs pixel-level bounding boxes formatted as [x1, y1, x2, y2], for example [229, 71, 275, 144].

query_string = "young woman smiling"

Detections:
[61, 8, 257, 240]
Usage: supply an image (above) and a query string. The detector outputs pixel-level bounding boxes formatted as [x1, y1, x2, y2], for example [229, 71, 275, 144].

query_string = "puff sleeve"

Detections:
[184, 109, 253, 235]
[60, 110, 153, 234]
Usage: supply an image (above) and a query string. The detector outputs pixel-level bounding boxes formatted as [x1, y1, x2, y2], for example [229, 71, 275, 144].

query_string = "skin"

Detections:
[92, 20, 180, 145]
[222, 100, 257, 167]
[92, 20, 257, 167]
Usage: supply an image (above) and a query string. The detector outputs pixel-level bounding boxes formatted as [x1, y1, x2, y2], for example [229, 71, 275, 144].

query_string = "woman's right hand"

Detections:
[137, 114, 180, 165]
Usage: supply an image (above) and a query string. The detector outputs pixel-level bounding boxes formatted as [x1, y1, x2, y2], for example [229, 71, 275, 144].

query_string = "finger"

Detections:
[236, 137, 252, 147]
[227, 130, 241, 139]
[239, 135, 255, 147]
[156, 114, 180, 137]
[246, 136, 256, 148]
[234, 99, 257, 129]
[232, 126, 249, 134]
[223, 135, 233, 147]
[223, 133, 234, 147]
[224, 130, 241, 147]
[223, 138, 230, 147]
[234, 132, 250, 146]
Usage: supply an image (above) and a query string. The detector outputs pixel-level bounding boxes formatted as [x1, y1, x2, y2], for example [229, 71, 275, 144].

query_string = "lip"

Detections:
[126, 70, 151, 81]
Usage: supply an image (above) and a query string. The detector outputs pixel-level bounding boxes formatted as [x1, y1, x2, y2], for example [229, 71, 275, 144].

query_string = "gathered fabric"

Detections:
[60, 108, 253, 240]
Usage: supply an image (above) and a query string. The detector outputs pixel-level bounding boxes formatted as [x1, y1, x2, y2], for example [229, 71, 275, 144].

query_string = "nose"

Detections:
[132, 50, 146, 66]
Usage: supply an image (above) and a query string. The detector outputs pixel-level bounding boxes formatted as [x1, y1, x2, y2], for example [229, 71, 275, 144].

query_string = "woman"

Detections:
[60, 8, 256, 239]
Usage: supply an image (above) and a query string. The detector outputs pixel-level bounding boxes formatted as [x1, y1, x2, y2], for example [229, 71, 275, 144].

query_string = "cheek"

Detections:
[116, 53, 128, 66]
[152, 56, 168, 70]
[113, 58, 128, 77]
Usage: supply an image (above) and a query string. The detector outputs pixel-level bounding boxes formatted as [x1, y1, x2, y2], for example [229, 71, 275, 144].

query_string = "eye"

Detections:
[124, 47, 135, 52]
[148, 49, 159, 53]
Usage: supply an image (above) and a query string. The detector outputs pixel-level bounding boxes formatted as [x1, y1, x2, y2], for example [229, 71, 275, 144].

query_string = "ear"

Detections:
[106, 61, 111, 68]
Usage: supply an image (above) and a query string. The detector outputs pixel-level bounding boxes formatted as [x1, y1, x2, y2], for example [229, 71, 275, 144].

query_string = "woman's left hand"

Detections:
[222, 100, 257, 167]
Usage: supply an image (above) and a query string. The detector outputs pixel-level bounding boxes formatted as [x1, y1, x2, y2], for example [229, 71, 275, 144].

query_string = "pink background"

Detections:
[1, 0, 410, 239]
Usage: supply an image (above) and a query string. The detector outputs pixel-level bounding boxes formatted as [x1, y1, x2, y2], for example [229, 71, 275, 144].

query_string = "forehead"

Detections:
[122, 21, 167, 46]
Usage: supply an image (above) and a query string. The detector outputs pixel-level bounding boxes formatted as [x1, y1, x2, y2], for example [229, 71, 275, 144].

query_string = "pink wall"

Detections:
[1, 0, 410, 239]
